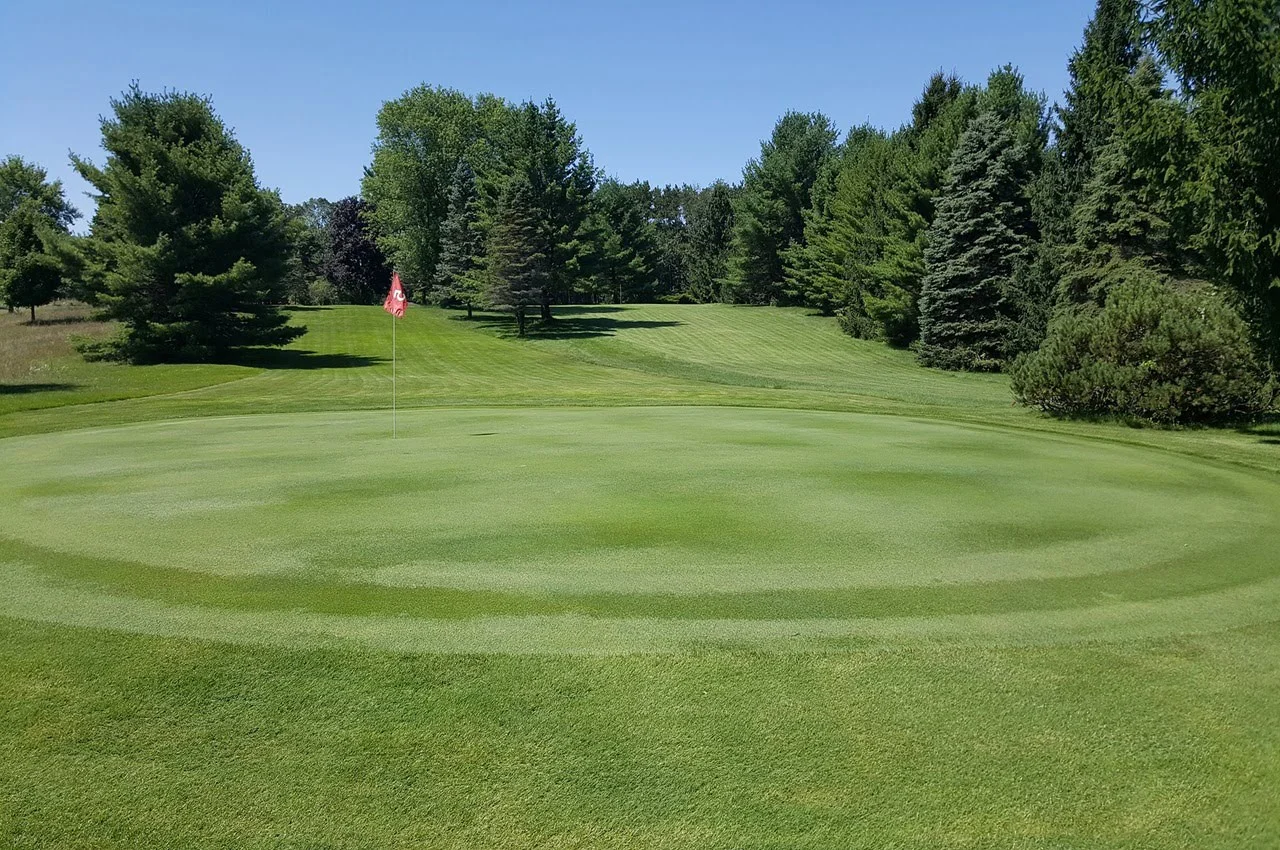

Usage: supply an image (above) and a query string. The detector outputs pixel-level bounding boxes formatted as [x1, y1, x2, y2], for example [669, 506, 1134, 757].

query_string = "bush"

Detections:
[836, 306, 878, 340]
[1011, 278, 1275, 424]
[307, 279, 341, 306]
[656, 292, 698, 304]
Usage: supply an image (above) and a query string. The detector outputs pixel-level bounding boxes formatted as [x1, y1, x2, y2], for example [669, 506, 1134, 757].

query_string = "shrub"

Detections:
[836, 306, 878, 340]
[307, 279, 341, 306]
[656, 292, 698, 304]
[1011, 277, 1275, 424]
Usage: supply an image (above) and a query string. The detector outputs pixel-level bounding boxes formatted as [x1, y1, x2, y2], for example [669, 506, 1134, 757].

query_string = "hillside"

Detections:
[3, 303, 1277, 467]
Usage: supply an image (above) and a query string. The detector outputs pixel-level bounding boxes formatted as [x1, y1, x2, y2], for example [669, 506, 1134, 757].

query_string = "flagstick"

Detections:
[392, 310, 397, 439]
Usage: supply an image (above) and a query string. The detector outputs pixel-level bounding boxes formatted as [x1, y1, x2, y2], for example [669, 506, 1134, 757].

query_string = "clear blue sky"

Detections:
[2, 0, 1095, 223]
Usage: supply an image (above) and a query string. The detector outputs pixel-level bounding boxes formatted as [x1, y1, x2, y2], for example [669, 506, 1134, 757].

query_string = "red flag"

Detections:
[383, 273, 407, 318]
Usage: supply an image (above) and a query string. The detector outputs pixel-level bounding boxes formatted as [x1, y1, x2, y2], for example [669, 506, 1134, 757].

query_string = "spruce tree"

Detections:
[726, 111, 837, 304]
[73, 86, 300, 362]
[917, 110, 1034, 370]
[487, 177, 547, 336]
[1058, 58, 1183, 306]
[435, 160, 487, 317]
[1057, 0, 1143, 190]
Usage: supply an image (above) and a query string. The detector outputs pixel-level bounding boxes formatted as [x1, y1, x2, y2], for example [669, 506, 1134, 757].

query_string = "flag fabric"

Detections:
[383, 273, 407, 318]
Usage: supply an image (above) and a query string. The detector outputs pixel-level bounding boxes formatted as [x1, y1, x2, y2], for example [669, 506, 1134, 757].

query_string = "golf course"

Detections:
[2, 303, 1279, 847]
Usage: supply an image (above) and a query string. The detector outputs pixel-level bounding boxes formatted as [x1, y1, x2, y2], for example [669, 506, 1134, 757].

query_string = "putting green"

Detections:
[3, 406, 1279, 653]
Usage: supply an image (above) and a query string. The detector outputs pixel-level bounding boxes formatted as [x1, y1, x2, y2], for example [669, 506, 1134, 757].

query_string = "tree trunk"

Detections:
[515, 307, 526, 337]
[466, 303, 473, 319]
[30, 304, 35, 323]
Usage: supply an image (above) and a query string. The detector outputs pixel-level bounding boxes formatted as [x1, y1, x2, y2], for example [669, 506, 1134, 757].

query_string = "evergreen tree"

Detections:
[786, 75, 979, 341]
[434, 160, 487, 317]
[1148, 0, 1280, 364]
[0, 200, 66, 322]
[510, 99, 597, 319]
[917, 110, 1034, 370]
[487, 177, 548, 336]
[1057, 0, 1143, 190]
[685, 181, 736, 302]
[580, 180, 656, 303]
[726, 111, 838, 304]
[1033, 0, 1144, 250]
[323, 197, 391, 304]
[72, 86, 300, 363]
[1058, 57, 1186, 306]
[783, 126, 889, 319]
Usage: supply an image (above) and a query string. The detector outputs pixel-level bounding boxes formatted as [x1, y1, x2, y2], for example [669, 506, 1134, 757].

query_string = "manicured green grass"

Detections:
[2, 304, 1279, 847]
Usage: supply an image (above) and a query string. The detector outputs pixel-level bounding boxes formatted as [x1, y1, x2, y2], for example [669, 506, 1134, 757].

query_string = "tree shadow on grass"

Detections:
[26, 315, 96, 327]
[460, 308, 682, 340]
[220, 348, 386, 370]
[0, 383, 79, 395]
[1234, 413, 1280, 445]
[283, 305, 333, 313]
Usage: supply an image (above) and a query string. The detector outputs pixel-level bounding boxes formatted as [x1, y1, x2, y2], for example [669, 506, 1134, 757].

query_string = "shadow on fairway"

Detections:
[283, 305, 332, 313]
[222, 348, 385, 370]
[0, 382, 79, 395]
[462, 307, 681, 339]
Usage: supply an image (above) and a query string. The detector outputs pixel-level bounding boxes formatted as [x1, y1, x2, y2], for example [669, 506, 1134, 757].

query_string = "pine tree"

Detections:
[782, 126, 891, 319]
[1058, 58, 1184, 306]
[1149, 0, 1280, 364]
[1057, 0, 1143, 189]
[726, 111, 838, 304]
[435, 160, 487, 317]
[685, 181, 735, 302]
[579, 180, 657, 303]
[487, 177, 548, 337]
[509, 99, 597, 319]
[918, 110, 1034, 370]
[72, 86, 300, 362]
[785, 76, 980, 341]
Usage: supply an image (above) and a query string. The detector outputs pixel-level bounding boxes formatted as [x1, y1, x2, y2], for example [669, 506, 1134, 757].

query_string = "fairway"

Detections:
[3, 306, 1280, 848]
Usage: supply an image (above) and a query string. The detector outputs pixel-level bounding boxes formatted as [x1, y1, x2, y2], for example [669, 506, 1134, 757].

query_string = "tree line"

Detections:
[2, 0, 1276, 421]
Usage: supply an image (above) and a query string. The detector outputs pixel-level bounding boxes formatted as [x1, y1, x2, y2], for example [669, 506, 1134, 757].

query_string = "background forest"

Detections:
[3, 0, 1278, 423]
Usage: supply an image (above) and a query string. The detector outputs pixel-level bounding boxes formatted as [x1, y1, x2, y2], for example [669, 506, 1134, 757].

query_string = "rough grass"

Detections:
[2, 304, 1279, 848]
[0, 302, 252, 415]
